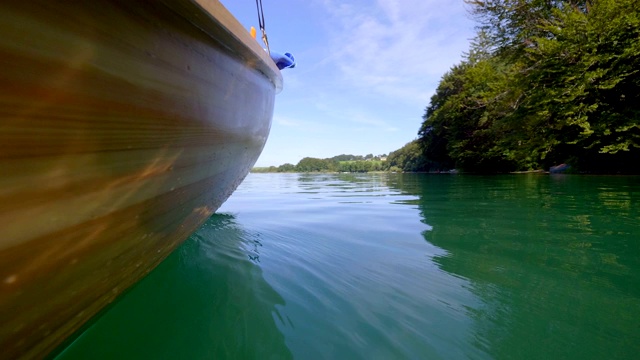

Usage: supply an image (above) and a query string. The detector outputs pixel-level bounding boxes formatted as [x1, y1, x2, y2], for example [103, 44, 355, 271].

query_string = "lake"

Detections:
[55, 173, 640, 359]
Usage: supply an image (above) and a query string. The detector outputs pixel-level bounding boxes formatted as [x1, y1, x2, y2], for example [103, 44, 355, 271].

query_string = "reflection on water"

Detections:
[217, 173, 488, 359]
[387, 174, 640, 359]
[55, 214, 292, 360]
[56, 173, 640, 360]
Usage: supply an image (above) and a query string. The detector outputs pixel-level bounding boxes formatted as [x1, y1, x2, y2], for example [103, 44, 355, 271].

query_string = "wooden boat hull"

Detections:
[0, 1, 281, 358]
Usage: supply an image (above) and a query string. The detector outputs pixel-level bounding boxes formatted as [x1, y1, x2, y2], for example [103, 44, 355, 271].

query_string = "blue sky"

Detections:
[220, 0, 476, 167]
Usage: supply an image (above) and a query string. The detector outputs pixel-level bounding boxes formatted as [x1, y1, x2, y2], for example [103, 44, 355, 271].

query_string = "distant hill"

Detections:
[252, 143, 438, 173]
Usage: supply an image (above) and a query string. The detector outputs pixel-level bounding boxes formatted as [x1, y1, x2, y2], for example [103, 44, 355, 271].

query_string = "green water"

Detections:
[56, 173, 640, 359]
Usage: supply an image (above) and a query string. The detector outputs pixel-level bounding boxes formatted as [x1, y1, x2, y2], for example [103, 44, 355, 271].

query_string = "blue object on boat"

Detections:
[270, 51, 296, 70]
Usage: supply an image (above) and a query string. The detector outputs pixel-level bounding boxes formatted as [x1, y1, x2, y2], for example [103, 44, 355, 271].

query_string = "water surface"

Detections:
[56, 173, 640, 359]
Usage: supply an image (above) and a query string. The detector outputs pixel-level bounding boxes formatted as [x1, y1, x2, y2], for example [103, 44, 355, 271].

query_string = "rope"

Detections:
[255, 0, 270, 54]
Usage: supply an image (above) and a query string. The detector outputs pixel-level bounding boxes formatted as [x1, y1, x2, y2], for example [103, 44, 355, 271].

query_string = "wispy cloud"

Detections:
[320, 0, 474, 105]
[345, 110, 399, 132]
[274, 115, 303, 127]
[273, 114, 332, 133]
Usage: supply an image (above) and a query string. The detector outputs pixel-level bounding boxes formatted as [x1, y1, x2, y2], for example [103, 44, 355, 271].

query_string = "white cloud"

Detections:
[345, 110, 398, 132]
[303, 93, 399, 132]
[274, 115, 303, 127]
[272, 114, 331, 133]
[320, 0, 474, 105]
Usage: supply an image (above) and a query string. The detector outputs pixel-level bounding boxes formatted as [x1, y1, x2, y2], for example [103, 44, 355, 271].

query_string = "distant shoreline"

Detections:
[251, 169, 639, 175]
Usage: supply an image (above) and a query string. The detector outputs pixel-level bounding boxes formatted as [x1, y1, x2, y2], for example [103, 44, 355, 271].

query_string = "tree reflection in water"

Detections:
[388, 174, 640, 360]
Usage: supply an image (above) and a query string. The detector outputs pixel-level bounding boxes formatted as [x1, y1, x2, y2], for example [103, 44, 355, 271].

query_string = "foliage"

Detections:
[253, 147, 421, 174]
[386, 140, 430, 172]
[419, 56, 518, 172]
[336, 160, 385, 173]
[252, 154, 396, 173]
[418, 0, 640, 173]
[295, 157, 333, 172]
[278, 163, 297, 172]
[329, 154, 363, 162]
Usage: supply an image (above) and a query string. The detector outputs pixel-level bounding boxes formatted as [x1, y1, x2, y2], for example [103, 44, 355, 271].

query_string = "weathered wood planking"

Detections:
[0, 1, 280, 358]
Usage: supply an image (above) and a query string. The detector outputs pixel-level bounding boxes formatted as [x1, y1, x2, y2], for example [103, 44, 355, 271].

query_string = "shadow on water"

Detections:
[55, 213, 292, 360]
[387, 174, 640, 360]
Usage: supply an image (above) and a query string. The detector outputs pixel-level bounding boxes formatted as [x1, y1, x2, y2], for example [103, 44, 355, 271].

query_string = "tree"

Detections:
[295, 157, 331, 172]
[385, 140, 429, 172]
[464, 0, 589, 59]
[419, 50, 518, 172]
[503, 0, 640, 171]
[416, 0, 640, 173]
[277, 163, 296, 172]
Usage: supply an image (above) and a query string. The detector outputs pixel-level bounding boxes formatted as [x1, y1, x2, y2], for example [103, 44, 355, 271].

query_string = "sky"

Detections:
[220, 0, 477, 167]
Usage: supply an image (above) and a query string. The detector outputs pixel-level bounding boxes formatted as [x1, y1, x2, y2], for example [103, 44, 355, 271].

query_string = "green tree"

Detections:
[419, 49, 517, 172]
[277, 163, 296, 172]
[521, 0, 640, 170]
[418, 0, 640, 173]
[295, 157, 332, 172]
[464, 0, 589, 59]
[386, 140, 429, 172]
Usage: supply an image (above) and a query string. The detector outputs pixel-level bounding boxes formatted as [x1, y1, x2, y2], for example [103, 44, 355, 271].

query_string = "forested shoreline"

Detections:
[259, 0, 639, 174]
[253, 154, 392, 173]
[419, 0, 639, 174]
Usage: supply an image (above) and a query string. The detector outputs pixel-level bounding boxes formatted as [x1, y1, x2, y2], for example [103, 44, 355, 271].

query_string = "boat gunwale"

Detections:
[161, 0, 283, 93]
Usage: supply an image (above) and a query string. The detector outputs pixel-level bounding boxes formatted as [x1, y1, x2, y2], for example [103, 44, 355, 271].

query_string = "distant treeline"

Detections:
[253, 144, 434, 173]
[416, 0, 640, 173]
[253, 154, 392, 173]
